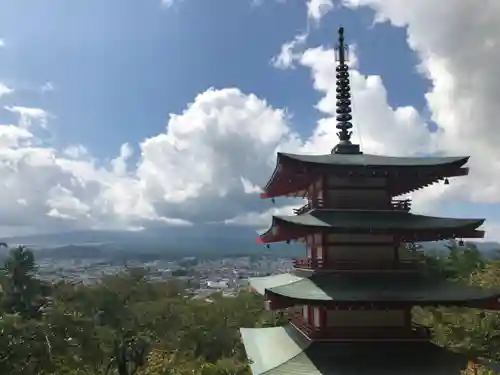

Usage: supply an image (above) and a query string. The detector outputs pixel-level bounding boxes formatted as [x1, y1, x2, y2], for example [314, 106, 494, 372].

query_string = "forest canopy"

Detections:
[0, 241, 499, 375]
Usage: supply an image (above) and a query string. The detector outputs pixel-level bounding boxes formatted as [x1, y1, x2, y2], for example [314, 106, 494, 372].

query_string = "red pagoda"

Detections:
[240, 27, 500, 374]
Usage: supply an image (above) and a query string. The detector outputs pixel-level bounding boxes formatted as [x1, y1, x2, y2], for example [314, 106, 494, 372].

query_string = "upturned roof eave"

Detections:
[265, 277, 500, 306]
[279, 152, 470, 168]
[261, 153, 284, 197]
[260, 153, 471, 199]
[256, 216, 485, 244]
[273, 210, 485, 232]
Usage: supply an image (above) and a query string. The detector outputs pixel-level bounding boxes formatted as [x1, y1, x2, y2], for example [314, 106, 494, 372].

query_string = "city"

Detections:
[35, 255, 293, 299]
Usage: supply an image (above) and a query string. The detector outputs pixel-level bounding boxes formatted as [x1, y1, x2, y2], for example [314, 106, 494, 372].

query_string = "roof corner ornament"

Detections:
[332, 27, 361, 155]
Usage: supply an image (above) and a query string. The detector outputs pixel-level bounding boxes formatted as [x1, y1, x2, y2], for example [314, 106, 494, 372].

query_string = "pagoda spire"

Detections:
[332, 27, 361, 155]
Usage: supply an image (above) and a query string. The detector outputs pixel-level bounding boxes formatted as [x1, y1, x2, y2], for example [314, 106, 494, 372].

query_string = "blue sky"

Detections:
[0, 0, 425, 156]
[0, 0, 499, 239]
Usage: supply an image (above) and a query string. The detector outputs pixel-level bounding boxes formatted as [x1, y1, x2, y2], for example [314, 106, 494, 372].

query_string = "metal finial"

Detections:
[333, 26, 354, 150]
[337, 27, 346, 65]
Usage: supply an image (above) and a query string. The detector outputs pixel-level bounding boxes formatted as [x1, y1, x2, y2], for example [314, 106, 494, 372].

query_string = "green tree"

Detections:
[0, 245, 49, 319]
[416, 253, 500, 364]
[0, 246, 57, 374]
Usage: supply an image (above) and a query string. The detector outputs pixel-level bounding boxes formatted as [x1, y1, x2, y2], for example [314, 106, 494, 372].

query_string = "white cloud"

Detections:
[5, 106, 50, 129]
[134, 88, 301, 222]
[271, 33, 308, 70]
[0, 83, 13, 98]
[484, 222, 500, 243]
[63, 145, 89, 159]
[160, 0, 176, 8]
[0, 120, 194, 236]
[0, 87, 302, 235]
[340, 0, 500, 208]
[297, 46, 434, 158]
[40, 82, 55, 93]
[307, 0, 334, 22]
[225, 205, 296, 226]
[0, 39, 5, 48]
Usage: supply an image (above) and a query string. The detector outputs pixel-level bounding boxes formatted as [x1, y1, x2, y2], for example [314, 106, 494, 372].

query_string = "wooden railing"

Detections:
[288, 309, 321, 338]
[292, 258, 420, 271]
[391, 198, 412, 211]
[288, 311, 431, 341]
[292, 198, 411, 213]
[293, 198, 324, 215]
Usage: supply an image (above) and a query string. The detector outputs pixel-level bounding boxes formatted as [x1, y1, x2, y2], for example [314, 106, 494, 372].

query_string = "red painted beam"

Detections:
[484, 296, 500, 310]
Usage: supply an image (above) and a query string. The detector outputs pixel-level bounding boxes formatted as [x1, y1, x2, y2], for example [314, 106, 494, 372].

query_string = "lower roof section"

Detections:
[249, 271, 500, 307]
[258, 209, 485, 243]
[275, 210, 484, 230]
[240, 325, 469, 375]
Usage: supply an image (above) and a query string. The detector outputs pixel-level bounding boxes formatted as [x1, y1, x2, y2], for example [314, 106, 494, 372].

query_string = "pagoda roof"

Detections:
[249, 272, 500, 305]
[275, 210, 483, 230]
[240, 325, 469, 375]
[261, 153, 470, 198]
[258, 210, 484, 243]
[279, 152, 469, 167]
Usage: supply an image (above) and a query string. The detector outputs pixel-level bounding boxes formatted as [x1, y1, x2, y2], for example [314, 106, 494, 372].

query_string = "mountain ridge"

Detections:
[1, 226, 499, 260]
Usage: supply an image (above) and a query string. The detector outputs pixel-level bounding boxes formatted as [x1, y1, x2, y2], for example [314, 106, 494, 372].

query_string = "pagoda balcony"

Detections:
[292, 199, 411, 214]
[292, 258, 421, 271]
[288, 311, 431, 341]
[293, 198, 324, 215]
[391, 198, 412, 212]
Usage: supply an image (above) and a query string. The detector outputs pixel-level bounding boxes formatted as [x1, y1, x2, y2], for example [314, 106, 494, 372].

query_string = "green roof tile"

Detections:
[240, 325, 469, 375]
[250, 272, 500, 303]
[274, 210, 484, 231]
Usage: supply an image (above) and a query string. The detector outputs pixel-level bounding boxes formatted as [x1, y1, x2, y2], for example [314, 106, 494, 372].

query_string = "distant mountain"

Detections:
[0, 226, 499, 261]
[0, 225, 303, 260]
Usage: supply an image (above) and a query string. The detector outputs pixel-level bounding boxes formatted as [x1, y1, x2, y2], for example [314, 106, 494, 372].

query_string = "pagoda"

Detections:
[240, 27, 500, 375]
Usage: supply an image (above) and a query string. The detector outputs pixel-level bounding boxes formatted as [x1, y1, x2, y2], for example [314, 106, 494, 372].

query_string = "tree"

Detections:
[1, 245, 48, 319]
[0, 250, 278, 375]
[416, 252, 500, 364]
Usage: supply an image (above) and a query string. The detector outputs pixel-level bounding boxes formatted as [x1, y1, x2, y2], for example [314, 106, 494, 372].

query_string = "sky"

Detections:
[0, 0, 500, 240]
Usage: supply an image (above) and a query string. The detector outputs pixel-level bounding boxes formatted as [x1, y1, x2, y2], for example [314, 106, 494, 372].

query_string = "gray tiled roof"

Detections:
[280, 152, 469, 167]
[273, 210, 484, 231]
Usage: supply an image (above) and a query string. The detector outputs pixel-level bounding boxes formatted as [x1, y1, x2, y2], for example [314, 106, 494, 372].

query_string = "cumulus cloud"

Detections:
[0, 119, 193, 236]
[341, 0, 500, 206]
[134, 88, 301, 223]
[0, 87, 303, 235]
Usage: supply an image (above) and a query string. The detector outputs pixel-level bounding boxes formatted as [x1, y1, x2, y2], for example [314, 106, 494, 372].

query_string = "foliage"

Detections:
[2, 241, 500, 374]
[0, 246, 280, 375]
[415, 240, 500, 367]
